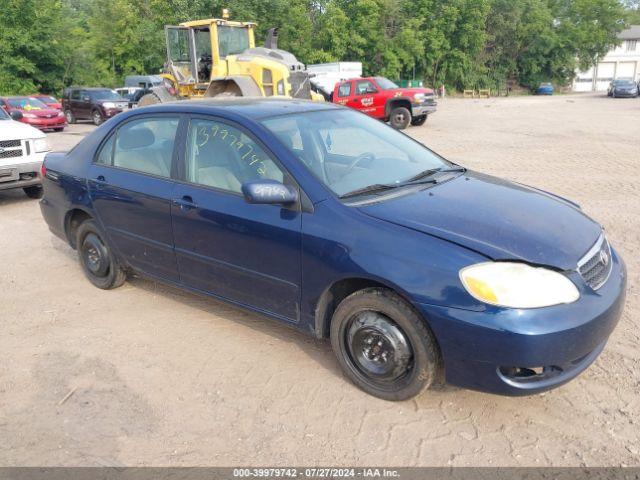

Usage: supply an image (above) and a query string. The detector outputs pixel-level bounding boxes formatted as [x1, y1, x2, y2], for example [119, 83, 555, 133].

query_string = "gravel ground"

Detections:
[0, 93, 638, 467]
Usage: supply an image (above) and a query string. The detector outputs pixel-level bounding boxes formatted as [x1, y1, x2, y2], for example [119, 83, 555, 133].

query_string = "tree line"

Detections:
[0, 0, 637, 96]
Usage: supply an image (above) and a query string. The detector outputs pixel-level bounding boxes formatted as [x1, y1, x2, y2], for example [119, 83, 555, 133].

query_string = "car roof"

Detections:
[138, 97, 342, 120]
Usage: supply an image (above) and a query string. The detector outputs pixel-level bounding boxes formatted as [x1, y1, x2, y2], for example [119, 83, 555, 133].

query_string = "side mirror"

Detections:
[10, 110, 23, 121]
[241, 180, 299, 205]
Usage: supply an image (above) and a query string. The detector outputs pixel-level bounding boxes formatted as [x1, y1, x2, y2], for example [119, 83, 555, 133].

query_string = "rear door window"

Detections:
[338, 82, 352, 97]
[108, 117, 180, 177]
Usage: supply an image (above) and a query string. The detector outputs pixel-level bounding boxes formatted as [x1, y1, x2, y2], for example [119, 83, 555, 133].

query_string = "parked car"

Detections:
[0, 107, 49, 198]
[332, 76, 437, 129]
[536, 82, 554, 95]
[62, 88, 129, 125]
[0, 97, 66, 132]
[32, 94, 63, 110]
[607, 79, 638, 98]
[39, 99, 626, 400]
[124, 75, 163, 90]
[115, 87, 143, 102]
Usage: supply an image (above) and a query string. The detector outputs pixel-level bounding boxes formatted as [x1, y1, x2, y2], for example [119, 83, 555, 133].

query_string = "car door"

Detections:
[334, 81, 352, 107]
[88, 115, 182, 282]
[70, 89, 86, 119]
[350, 79, 379, 116]
[171, 116, 302, 321]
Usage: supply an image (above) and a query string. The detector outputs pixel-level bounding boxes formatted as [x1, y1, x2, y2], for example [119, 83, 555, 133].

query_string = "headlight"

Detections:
[58, 111, 64, 117]
[103, 102, 115, 109]
[459, 262, 579, 309]
[23, 112, 36, 118]
[33, 138, 50, 153]
[413, 93, 426, 102]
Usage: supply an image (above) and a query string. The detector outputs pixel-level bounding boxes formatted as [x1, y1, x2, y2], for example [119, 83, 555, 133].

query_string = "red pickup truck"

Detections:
[331, 76, 437, 129]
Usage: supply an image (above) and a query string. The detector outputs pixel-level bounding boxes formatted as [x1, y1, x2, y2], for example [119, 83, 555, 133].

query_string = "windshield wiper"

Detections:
[405, 166, 466, 183]
[339, 183, 400, 199]
[339, 166, 465, 200]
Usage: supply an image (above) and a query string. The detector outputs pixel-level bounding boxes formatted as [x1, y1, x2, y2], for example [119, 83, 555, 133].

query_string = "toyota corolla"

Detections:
[39, 99, 626, 400]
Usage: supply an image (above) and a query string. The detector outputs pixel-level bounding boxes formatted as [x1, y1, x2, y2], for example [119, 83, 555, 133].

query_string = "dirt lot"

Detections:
[1, 93, 638, 467]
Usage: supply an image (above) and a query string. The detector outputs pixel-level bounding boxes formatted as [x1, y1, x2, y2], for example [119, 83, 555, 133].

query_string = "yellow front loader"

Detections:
[139, 10, 320, 105]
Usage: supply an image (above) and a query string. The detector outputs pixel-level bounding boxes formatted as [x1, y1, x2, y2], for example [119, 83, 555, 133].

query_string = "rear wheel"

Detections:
[64, 110, 75, 124]
[389, 107, 411, 130]
[92, 110, 103, 126]
[23, 186, 43, 199]
[330, 288, 441, 401]
[411, 115, 428, 126]
[76, 220, 126, 290]
[54, 127, 65, 132]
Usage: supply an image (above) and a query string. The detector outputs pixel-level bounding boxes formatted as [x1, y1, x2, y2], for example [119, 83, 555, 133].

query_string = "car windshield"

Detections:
[7, 97, 47, 110]
[374, 77, 399, 90]
[614, 80, 635, 87]
[261, 109, 453, 198]
[39, 96, 58, 104]
[0, 107, 9, 120]
[91, 90, 121, 100]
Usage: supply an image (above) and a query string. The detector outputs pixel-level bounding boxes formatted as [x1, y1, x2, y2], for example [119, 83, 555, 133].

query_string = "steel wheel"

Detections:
[345, 311, 413, 387]
[81, 233, 109, 277]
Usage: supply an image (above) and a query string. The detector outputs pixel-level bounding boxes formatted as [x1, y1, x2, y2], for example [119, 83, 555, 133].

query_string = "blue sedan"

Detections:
[39, 99, 626, 400]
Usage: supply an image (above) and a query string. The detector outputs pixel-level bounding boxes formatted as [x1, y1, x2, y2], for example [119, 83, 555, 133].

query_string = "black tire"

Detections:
[411, 115, 428, 126]
[92, 110, 103, 126]
[23, 185, 43, 199]
[54, 127, 65, 132]
[76, 220, 126, 290]
[330, 287, 441, 401]
[64, 110, 75, 124]
[389, 107, 411, 130]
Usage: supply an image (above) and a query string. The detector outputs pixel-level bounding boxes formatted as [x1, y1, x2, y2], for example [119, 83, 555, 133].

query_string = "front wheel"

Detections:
[389, 107, 411, 130]
[23, 185, 43, 199]
[330, 288, 441, 401]
[76, 220, 126, 290]
[92, 110, 103, 126]
[411, 115, 428, 126]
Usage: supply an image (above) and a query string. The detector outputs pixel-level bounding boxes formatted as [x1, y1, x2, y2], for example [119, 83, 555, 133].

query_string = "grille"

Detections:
[289, 71, 312, 99]
[0, 148, 23, 159]
[0, 140, 21, 148]
[578, 234, 612, 290]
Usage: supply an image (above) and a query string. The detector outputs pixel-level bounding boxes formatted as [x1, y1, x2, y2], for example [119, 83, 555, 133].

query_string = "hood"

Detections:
[358, 171, 601, 271]
[397, 87, 434, 96]
[21, 108, 61, 117]
[0, 119, 45, 140]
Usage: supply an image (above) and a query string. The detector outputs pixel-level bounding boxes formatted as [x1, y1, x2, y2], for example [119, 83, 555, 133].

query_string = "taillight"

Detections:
[40, 162, 47, 178]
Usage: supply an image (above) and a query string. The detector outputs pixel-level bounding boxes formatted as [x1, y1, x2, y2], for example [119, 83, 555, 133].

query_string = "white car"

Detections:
[0, 108, 50, 198]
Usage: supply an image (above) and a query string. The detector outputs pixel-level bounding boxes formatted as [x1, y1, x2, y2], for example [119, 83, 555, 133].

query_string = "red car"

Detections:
[0, 96, 66, 132]
[332, 76, 437, 129]
[32, 94, 63, 110]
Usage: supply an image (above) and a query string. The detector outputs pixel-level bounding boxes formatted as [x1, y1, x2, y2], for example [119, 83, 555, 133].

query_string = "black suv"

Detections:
[62, 88, 128, 125]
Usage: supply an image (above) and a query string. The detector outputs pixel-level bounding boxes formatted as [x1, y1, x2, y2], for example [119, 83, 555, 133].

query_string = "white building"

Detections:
[573, 25, 640, 92]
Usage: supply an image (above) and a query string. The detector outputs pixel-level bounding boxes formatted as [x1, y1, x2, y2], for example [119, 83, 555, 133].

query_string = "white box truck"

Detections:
[308, 62, 363, 99]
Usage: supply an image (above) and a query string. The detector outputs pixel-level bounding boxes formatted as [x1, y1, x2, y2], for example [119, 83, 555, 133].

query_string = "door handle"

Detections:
[172, 195, 197, 210]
